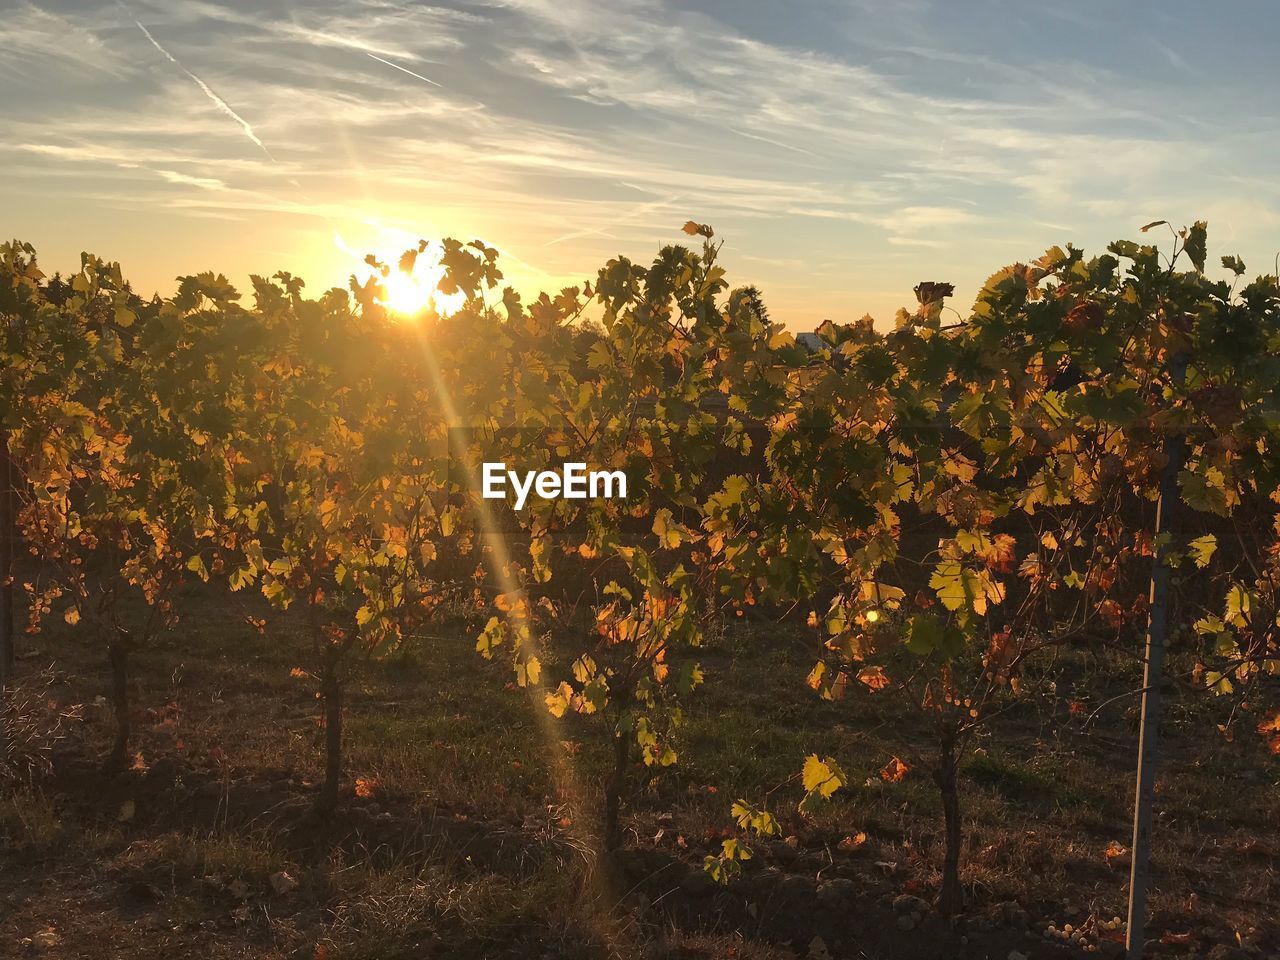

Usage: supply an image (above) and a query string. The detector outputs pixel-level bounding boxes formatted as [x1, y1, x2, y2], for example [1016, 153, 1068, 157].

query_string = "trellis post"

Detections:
[1126, 352, 1188, 959]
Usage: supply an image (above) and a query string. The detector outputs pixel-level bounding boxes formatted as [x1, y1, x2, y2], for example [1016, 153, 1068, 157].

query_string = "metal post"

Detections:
[0, 428, 13, 678]
[0, 429, 11, 770]
[1126, 353, 1188, 959]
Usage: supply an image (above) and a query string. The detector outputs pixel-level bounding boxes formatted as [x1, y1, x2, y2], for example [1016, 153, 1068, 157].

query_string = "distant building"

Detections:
[796, 332, 824, 353]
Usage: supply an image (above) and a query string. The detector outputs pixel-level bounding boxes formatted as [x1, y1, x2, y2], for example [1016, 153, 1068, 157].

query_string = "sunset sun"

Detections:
[337, 232, 468, 317]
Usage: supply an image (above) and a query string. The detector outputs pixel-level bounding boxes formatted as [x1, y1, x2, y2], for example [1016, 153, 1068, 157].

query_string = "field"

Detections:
[2, 583, 1275, 960]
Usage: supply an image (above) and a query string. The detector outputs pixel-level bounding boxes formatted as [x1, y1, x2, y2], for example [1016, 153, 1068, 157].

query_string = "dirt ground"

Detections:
[1, 585, 1277, 959]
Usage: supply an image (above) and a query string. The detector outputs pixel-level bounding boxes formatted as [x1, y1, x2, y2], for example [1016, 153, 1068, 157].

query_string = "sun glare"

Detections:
[336, 231, 468, 318]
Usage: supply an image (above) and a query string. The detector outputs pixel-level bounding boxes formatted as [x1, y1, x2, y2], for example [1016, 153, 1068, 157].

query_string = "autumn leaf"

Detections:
[1104, 840, 1129, 863]
[857, 666, 891, 691]
[1257, 711, 1280, 754]
[837, 832, 867, 852]
[681, 220, 714, 238]
[879, 757, 910, 783]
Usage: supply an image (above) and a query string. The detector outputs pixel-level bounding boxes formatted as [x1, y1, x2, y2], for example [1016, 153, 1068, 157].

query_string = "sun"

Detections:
[337, 231, 468, 318]
[380, 263, 443, 315]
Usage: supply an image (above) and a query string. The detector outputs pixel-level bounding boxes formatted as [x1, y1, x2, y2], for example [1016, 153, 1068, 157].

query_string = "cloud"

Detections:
[10, 141, 280, 175]
[0, 2, 133, 79]
[1, 0, 1277, 327]
[157, 169, 229, 190]
[892, 206, 977, 231]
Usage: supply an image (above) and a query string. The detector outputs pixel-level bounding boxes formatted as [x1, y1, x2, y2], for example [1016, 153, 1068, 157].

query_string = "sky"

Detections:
[3, 0, 1279, 328]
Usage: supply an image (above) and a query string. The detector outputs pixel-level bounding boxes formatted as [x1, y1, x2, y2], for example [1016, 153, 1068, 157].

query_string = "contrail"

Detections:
[367, 53, 441, 88]
[132, 18, 274, 161]
[544, 194, 682, 247]
[729, 126, 819, 158]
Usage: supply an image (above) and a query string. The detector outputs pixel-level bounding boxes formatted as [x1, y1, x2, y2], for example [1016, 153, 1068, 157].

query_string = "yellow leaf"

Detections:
[517, 655, 541, 687]
[802, 755, 844, 799]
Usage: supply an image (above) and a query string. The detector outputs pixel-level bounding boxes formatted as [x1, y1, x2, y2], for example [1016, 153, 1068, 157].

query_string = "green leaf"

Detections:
[516, 655, 541, 687]
[652, 508, 686, 549]
[1178, 468, 1228, 515]
[906, 614, 942, 655]
[228, 566, 253, 592]
[529, 535, 551, 584]
[475, 616, 505, 658]
[731, 800, 780, 837]
[720, 837, 751, 861]
[185, 554, 209, 581]
[677, 660, 704, 694]
[1187, 534, 1217, 569]
[440, 506, 457, 537]
[545, 681, 573, 718]
[1184, 220, 1207, 272]
[1203, 670, 1233, 695]
[929, 562, 1003, 615]
[1193, 615, 1223, 635]
[1224, 584, 1252, 627]
[930, 561, 967, 612]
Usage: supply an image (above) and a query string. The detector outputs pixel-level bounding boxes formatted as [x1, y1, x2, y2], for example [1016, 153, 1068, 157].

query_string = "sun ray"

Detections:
[393, 294, 628, 954]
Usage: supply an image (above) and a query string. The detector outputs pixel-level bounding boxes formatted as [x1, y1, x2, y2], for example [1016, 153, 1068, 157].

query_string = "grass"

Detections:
[1, 582, 1277, 958]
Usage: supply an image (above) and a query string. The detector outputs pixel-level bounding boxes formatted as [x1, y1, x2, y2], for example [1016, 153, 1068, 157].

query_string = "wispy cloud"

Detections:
[157, 169, 228, 190]
[544, 194, 683, 246]
[0, 2, 131, 79]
